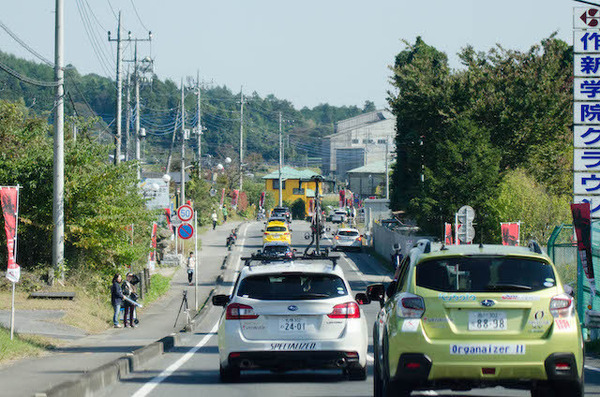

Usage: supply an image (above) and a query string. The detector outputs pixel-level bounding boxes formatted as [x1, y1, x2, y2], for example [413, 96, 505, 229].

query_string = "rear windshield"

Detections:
[338, 230, 359, 236]
[335, 211, 346, 215]
[416, 256, 556, 293]
[237, 274, 348, 300]
[263, 246, 289, 254]
[266, 226, 287, 232]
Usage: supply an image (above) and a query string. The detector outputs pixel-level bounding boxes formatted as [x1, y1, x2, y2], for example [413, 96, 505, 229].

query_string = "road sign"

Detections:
[575, 126, 600, 148]
[575, 148, 600, 171]
[575, 54, 600, 77]
[177, 223, 194, 239]
[177, 204, 194, 222]
[574, 8, 600, 29]
[575, 78, 600, 101]
[574, 195, 600, 218]
[457, 205, 475, 223]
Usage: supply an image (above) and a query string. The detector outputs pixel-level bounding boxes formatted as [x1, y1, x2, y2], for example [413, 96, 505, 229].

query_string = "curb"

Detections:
[34, 224, 244, 397]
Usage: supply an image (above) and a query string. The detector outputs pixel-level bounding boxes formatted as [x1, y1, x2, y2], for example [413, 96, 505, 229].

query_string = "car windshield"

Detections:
[416, 256, 556, 293]
[338, 230, 359, 236]
[266, 226, 287, 232]
[237, 273, 348, 300]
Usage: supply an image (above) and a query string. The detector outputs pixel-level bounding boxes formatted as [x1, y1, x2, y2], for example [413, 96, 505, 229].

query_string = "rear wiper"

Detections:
[485, 283, 532, 291]
[297, 293, 330, 299]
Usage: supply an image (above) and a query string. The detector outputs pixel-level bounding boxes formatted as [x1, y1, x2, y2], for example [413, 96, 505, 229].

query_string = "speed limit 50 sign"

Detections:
[177, 204, 194, 222]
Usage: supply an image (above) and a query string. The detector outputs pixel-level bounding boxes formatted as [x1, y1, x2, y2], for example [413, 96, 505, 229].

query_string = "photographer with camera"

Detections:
[122, 273, 138, 328]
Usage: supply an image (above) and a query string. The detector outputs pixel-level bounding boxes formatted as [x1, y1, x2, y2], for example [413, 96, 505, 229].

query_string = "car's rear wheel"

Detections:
[381, 332, 410, 397]
[219, 364, 240, 382]
[345, 365, 367, 380]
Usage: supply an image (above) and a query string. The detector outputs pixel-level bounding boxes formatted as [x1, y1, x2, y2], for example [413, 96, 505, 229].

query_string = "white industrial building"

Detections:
[322, 110, 396, 181]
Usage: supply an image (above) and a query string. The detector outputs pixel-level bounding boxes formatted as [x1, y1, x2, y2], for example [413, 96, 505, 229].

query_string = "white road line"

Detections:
[131, 321, 219, 397]
[586, 364, 600, 373]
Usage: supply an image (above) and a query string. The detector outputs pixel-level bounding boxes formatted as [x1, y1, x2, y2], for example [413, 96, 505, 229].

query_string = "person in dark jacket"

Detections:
[111, 274, 124, 328]
[122, 273, 137, 327]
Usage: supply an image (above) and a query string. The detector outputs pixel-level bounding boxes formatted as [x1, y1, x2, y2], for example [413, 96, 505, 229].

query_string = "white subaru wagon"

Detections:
[212, 256, 370, 382]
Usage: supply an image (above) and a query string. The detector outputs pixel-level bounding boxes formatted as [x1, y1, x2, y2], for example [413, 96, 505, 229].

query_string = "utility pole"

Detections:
[239, 87, 244, 192]
[196, 71, 202, 179]
[108, 12, 123, 165]
[53, 0, 65, 279]
[134, 43, 141, 180]
[278, 111, 283, 206]
[124, 72, 131, 161]
[385, 140, 389, 200]
[122, 35, 152, 179]
[180, 79, 186, 206]
[165, 107, 178, 174]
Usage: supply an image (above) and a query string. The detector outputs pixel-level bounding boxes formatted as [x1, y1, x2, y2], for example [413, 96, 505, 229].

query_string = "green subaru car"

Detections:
[369, 240, 584, 397]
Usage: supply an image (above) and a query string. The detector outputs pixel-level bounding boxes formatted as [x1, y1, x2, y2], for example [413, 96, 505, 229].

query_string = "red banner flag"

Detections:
[571, 202, 595, 298]
[500, 222, 520, 246]
[339, 190, 345, 208]
[219, 188, 226, 208]
[1, 187, 20, 283]
[259, 191, 265, 209]
[444, 223, 453, 245]
[231, 189, 239, 208]
[149, 222, 158, 262]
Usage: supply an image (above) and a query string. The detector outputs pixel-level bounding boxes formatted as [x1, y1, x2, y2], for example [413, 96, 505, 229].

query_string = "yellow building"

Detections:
[263, 167, 322, 218]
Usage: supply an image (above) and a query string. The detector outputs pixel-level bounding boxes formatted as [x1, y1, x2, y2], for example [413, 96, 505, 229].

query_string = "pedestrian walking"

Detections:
[211, 211, 218, 230]
[222, 206, 228, 222]
[111, 274, 124, 328]
[186, 252, 195, 286]
[122, 273, 137, 328]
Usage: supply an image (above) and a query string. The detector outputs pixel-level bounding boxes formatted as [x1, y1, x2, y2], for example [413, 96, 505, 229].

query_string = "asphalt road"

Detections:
[102, 220, 600, 397]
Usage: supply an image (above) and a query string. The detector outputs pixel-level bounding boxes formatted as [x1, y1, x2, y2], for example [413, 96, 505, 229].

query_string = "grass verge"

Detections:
[0, 326, 59, 365]
[143, 273, 173, 306]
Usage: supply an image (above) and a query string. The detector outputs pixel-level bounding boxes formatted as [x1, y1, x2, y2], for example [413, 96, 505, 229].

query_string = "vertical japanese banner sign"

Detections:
[150, 222, 157, 262]
[259, 192, 265, 209]
[454, 223, 461, 245]
[231, 190, 239, 208]
[1, 187, 20, 283]
[165, 208, 172, 231]
[500, 223, 520, 246]
[309, 199, 315, 214]
[571, 202, 595, 301]
[444, 223, 453, 245]
[219, 188, 225, 208]
[339, 190, 345, 208]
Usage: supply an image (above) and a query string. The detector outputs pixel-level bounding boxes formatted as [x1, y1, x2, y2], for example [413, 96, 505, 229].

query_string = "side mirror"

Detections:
[261, 229, 264, 233]
[366, 284, 385, 307]
[212, 294, 230, 307]
[386, 281, 397, 299]
[355, 292, 370, 305]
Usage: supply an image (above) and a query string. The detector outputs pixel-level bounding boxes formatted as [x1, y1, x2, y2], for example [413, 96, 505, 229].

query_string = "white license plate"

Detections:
[468, 311, 507, 331]
[279, 317, 307, 332]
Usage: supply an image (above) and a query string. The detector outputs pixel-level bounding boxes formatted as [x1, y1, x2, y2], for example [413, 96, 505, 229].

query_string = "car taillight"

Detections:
[264, 232, 268, 236]
[550, 294, 573, 318]
[357, 236, 362, 241]
[396, 293, 425, 318]
[328, 302, 360, 319]
[284, 232, 290, 236]
[334, 235, 340, 240]
[226, 303, 259, 320]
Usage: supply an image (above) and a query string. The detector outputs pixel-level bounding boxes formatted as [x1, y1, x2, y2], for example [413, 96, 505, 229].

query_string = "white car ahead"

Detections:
[333, 228, 363, 252]
[212, 256, 370, 382]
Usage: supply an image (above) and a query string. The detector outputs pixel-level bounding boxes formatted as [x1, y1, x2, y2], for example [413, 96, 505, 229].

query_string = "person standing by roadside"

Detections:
[122, 273, 137, 327]
[186, 252, 195, 286]
[211, 211, 218, 230]
[222, 206, 228, 222]
[111, 274, 123, 328]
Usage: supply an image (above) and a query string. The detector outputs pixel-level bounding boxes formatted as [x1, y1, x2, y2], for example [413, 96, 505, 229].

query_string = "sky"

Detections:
[0, 0, 579, 109]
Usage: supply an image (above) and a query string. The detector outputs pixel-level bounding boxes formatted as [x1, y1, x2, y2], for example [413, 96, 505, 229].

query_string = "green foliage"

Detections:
[291, 198, 306, 220]
[143, 273, 172, 305]
[185, 177, 219, 226]
[488, 169, 571, 243]
[0, 101, 153, 273]
[388, 36, 572, 240]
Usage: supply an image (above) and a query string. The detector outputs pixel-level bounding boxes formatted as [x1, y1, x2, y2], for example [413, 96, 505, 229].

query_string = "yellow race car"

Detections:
[262, 221, 291, 245]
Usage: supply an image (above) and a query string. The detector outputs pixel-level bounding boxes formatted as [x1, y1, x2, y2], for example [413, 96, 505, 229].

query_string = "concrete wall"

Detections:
[372, 221, 422, 259]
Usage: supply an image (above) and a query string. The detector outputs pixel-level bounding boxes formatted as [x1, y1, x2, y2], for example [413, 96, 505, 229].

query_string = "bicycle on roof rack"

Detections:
[241, 251, 340, 268]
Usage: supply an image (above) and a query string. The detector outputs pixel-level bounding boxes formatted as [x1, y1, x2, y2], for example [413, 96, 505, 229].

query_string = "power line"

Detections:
[0, 19, 54, 66]
[130, 0, 150, 31]
[0, 59, 59, 87]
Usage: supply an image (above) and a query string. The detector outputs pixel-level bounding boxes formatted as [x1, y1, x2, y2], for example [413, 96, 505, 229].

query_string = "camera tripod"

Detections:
[174, 290, 191, 328]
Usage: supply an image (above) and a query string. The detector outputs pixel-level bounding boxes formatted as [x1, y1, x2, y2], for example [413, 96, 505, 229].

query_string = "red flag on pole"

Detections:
[220, 188, 226, 208]
[259, 191, 265, 208]
[231, 189, 239, 208]
[150, 222, 157, 262]
[444, 223, 453, 245]
[571, 203, 595, 299]
[500, 222, 520, 246]
[1, 187, 20, 283]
